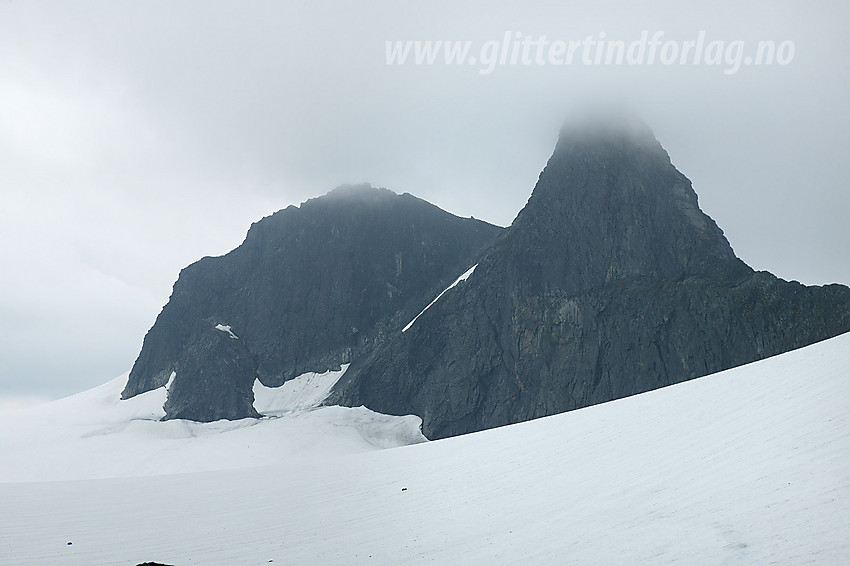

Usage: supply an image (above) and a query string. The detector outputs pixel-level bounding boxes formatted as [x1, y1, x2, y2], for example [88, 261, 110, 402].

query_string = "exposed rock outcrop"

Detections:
[328, 115, 850, 439]
[123, 115, 850, 435]
[162, 320, 260, 421]
[122, 184, 503, 421]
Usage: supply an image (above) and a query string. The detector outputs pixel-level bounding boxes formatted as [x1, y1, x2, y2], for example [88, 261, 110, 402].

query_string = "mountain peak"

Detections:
[330, 118, 850, 439]
[323, 183, 392, 200]
[122, 183, 503, 412]
[505, 113, 748, 295]
[551, 109, 673, 176]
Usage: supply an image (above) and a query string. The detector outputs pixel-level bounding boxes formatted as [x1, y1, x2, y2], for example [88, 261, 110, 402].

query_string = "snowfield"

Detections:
[0, 366, 425, 482]
[2, 333, 849, 565]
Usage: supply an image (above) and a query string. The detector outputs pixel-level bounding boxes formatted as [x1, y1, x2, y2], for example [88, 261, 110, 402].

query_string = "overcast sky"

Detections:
[1, 1, 848, 407]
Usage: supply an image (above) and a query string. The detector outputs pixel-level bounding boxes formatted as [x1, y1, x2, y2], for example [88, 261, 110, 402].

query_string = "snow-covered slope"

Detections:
[2, 333, 849, 565]
[0, 366, 426, 482]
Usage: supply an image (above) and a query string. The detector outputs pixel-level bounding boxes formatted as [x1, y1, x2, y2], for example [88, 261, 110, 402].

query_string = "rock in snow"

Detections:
[162, 319, 260, 421]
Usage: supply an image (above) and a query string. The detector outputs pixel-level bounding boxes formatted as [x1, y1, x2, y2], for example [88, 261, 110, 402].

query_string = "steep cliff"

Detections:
[123, 184, 503, 421]
[328, 116, 850, 439]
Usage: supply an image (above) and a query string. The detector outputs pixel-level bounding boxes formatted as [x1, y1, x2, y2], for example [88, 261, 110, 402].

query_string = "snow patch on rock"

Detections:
[254, 365, 349, 416]
[214, 324, 239, 339]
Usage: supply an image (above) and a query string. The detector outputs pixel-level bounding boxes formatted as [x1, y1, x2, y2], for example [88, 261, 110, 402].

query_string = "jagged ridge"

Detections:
[123, 184, 503, 421]
[327, 116, 850, 439]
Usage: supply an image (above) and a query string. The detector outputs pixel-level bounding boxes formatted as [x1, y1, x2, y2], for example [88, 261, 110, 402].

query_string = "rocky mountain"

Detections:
[327, 115, 850, 439]
[122, 185, 503, 421]
[123, 115, 850, 435]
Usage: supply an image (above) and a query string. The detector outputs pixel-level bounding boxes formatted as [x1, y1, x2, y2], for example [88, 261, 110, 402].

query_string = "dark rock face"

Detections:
[122, 184, 503, 421]
[328, 116, 850, 439]
[162, 320, 260, 421]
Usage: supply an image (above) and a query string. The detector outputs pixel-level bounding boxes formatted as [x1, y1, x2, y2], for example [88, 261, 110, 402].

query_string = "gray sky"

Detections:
[1, 0, 848, 406]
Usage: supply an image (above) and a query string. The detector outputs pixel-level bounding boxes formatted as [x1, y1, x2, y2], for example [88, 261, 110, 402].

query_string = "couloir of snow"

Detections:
[402, 263, 477, 332]
[1, 332, 849, 565]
